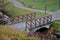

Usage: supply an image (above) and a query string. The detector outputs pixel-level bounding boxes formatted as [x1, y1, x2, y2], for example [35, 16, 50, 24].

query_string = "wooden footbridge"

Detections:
[9, 12, 52, 32]
[0, 0, 56, 32]
[25, 15, 52, 31]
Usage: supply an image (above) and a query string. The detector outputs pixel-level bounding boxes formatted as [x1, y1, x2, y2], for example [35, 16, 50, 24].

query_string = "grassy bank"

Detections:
[4, 2, 45, 17]
[51, 20, 60, 32]
[5, 3, 45, 17]
[17, 0, 60, 11]
[0, 0, 45, 18]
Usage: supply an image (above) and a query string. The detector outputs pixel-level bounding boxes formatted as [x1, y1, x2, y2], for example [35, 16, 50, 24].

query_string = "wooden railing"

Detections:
[26, 15, 52, 30]
[10, 13, 36, 24]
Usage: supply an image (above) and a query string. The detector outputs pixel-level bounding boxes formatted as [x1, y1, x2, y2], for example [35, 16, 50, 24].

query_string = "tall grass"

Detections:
[0, 25, 39, 40]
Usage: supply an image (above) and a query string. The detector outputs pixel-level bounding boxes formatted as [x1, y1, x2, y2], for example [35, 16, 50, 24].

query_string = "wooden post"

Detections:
[25, 21, 27, 32]
[45, 5, 47, 14]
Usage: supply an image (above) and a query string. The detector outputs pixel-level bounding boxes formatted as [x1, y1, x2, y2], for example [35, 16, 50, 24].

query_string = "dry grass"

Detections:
[0, 25, 39, 40]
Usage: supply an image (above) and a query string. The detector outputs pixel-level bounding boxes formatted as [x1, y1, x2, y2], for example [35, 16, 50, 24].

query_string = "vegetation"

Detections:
[0, 0, 9, 5]
[0, 25, 39, 40]
[51, 20, 60, 32]
[5, 3, 45, 17]
[17, 0, 60, 11]
[0, 0, 45, 17]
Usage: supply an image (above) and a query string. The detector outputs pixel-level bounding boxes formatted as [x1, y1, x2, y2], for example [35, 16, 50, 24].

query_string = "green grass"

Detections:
[0, 0, 9, 5]
[3, 0, 9, 4]
[17, 0, 60, 11]
[0, 0, 45, 17]
[36, 12, 45, 18]
[11, 7, 45, 18]
[12, 7, 45, 17]
[51, 20, 60, 32]
[4, 2, 45, 17]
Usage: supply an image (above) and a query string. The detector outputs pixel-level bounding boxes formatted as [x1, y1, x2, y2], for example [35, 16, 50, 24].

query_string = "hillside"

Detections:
[17, 0, 60, 11]
[0, 0, 45, 17]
